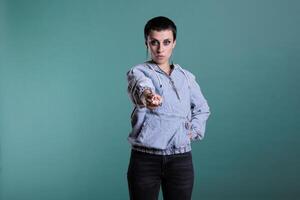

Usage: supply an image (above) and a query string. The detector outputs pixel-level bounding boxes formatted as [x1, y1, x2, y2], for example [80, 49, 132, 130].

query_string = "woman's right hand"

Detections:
[143, 89, 163, 110]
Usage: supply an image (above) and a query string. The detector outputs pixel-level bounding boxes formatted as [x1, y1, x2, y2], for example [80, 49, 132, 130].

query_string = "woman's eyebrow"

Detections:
[149, 38, 159, 41]
[149, 38, 171, 41]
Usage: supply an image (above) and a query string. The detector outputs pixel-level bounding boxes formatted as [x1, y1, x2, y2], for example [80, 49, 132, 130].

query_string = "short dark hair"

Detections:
[144, 16, 177, 43]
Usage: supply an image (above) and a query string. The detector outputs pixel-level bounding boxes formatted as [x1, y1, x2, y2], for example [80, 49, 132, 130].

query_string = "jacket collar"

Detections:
[144, 60, 179, 74]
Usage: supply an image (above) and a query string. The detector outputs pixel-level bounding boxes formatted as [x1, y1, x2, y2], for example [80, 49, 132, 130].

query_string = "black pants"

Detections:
[127, 149, 194, 200]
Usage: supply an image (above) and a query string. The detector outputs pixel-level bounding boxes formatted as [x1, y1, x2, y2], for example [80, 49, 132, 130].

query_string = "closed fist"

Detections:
[143, 89, 163, 110]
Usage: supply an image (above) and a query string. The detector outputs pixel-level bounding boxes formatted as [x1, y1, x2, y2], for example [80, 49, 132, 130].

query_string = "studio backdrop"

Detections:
[1, 0, 299, 200]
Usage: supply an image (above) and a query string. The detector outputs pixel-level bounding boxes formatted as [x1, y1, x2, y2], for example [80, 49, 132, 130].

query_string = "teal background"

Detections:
[1, 0, 300, 199]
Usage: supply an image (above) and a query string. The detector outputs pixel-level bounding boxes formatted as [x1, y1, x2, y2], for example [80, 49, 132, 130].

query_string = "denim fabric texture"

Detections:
[126, 61, 210, 155]
[127, 149, 194, 200]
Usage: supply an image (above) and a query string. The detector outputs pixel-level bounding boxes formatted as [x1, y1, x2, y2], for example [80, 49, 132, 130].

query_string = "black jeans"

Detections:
[127, 149, 194, 200]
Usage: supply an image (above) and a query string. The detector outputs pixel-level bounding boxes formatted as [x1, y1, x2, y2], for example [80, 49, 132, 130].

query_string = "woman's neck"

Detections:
[150, 60, 172, 75]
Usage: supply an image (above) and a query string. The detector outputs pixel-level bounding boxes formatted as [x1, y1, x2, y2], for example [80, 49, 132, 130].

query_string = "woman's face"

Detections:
[146, 29, 176, 66]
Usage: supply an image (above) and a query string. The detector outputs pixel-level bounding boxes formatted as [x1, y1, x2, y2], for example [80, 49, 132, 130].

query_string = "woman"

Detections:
[126, 16, 211, 200]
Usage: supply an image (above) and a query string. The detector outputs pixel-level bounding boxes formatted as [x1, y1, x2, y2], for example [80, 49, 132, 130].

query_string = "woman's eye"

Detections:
[163, 40, 171, 45]
[150, 40, 159, 46]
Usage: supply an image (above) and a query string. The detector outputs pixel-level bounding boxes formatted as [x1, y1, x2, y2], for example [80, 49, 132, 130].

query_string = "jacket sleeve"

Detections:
[187, 71, 211, 141]
[126, 67, 155, 107]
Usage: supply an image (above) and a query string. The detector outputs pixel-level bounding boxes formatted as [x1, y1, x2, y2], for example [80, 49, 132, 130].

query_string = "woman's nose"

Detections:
[157, 43, 163, 52]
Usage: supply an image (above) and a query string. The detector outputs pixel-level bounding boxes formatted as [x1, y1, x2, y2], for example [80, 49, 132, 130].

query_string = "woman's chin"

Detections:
[152, 58, 168, 64]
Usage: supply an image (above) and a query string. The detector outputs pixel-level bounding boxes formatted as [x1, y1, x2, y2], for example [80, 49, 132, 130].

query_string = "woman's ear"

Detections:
[172, 40, 176, 48]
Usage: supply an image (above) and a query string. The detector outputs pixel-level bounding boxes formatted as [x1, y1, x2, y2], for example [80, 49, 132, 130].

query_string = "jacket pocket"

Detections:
[136, 114, 153, 143]
[174, 121, 191, 148]
[136, 114, 178, 150]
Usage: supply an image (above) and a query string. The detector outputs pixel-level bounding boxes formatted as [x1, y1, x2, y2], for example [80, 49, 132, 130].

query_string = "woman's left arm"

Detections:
[187, 71, 211, 141]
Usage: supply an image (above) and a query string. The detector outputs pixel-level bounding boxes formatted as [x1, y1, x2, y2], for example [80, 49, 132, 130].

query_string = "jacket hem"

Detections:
[131, 144, 192, 155]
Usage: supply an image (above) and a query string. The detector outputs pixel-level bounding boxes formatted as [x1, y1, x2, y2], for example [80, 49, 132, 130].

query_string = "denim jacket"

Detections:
[126, 60, 210, 155]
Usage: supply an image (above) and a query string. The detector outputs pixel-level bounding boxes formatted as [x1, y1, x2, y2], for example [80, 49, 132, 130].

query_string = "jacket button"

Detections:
[185, 122, 190, 129]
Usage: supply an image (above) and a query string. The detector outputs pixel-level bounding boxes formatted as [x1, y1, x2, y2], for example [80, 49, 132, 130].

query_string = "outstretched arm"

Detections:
[127, 68, 162, 109]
